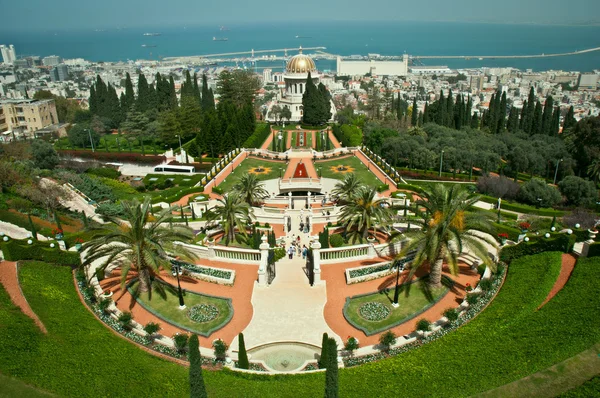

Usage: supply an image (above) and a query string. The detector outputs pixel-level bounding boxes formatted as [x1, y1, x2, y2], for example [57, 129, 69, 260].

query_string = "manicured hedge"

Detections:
[58, 150, 166, 164]
[150, 187, 205, 204]
[243, 123, 271, 149]
[499, 233, 575, 263]
[479, 195, 565, 217]
[586, 242, 600, 257]
[493, 222, 522, 241]
[0, 239, 80, 266]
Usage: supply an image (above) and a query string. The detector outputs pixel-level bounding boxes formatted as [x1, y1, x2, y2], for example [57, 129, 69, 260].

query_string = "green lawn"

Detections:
[217, 158, 283, 192]
[1, 255, 599, 397]
[316, 156, 381, 188]
[344, 281, 447, 335]
[55, 134, 165, 155]
[0, 373, 53, 397]
[131, 281, 232, 337]
[143, 174, 205, 187]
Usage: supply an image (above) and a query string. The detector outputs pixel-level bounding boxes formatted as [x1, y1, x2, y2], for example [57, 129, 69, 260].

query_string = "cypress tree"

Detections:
[541, 95, 554, 135]
[563, 106, 576, 131]
[455, 94, 463, 130]
[446, 89, 454, 127]
[532, 101, 543, 135]
[238, 333, 249, 369]
[550, 106, 561, 136]
[89, 85, 97, 114]
[507, 106, 519, 133]
[497, 91, 507, 134]
[418, 111, 423, 127]
[410, 96, 418, 126]
[136, 73, 150, 113]
[486, 93, 496, 130]
[524, 87, 536, 134]
[319, 332, 329, 369]
[423, 102, 429, 124]
[188, 334, 208, 398]
[470, 112, 479, 129]
[124, 72, 135, 111]
[324, 338, 339, 398]
[519, 100, 528, 130]
[169, 76, 178, 109]
[436, 90, 445, 125]
[28, 214, 37, 240]
[464, 96, 472, 127]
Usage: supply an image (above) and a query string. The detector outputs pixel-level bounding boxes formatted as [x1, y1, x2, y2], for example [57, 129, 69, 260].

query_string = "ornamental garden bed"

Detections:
[170, 259, 235, 285]
[346, 252, 416, 284]
[129, 281, 233, 337]
[343, 278, 449, 335]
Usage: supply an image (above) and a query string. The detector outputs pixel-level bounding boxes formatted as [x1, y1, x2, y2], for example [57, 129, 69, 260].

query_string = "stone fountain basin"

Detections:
[247, 342, 320, 372]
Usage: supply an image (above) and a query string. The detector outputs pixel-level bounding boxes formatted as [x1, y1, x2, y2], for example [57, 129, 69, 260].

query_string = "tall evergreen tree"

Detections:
[524, 87, 536, 134]
[464, 95, 472, 127]
[519, 100, 528, 130]
[563, 106, 576, 131]
[531, 101, 543, 135]
[423, 102, 429, 124]
[497, 91, 507, 134]
[168, 76, 178, 109]
[201, 74, 213, 111]
[318, 332, 329, 369]
[446, 89, 454, 128]
[136, 73, 150, 113]
[507, 106, 519, 133]
[550, 106, 561, 136]
[188, 335, 208, 398]
[455, 94, 464, 130]
[124, 72, 135, 111]
[411, 96, 418, 126]
[436, 90, 445, 125]
[470, 112, 479, 129]
[237, 333, 249, 370]
[486, 93, 496, 130]
[193, 72, 201, 104]
[541, 95, 554, 135]
[324, 338, 339, 398]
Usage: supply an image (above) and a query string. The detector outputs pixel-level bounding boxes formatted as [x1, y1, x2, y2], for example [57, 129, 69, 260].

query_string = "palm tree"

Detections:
[82, 198, 196, 298]
[587, 159, 600, 184]
[396, 185, 497, 288]
[332, 173, 362, 203]
[205, 193, 253, 246]
[338, 186, 391, 244]
[233, 173, 269, 206]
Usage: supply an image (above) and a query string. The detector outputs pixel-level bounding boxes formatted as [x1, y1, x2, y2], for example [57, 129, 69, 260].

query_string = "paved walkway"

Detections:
[0, 261, 47, 333]
[322, 261, 480, 346]
[236, 212, 339, 349]
[538, 253, 577, 309]
[104, 260, 257, 349]
[0, 220, 48, 241]
[283, 157, 319, 179]
[328, 130, 341, 148]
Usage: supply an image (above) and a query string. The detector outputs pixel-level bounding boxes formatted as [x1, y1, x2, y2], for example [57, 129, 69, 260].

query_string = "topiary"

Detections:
[378, 330, 397, 351]
[329, 234, 344, 248]
[443, 308, 459, 322]
[416, 318, 431, 333]
[173, 333, 189, 353]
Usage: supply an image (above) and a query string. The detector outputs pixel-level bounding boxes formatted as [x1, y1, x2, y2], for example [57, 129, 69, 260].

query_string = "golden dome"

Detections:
[286, 47, 316, 74]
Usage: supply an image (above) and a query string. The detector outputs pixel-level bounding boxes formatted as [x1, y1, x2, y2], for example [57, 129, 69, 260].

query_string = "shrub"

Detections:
[416, 318, 431, 333]
[118, 312, 133, 329]
[188, 334, 208, 397]
[378, 331, 397, 351]
[518, 178, 562, 208]
[86, 167, 121, 179]
[329, 234, 344, 248]
[344, 336, 360, 355]
[143, 322, 161, 336]
[476, 175, 520, 200]
[562, 208, 599, 229]
[96, 202, 125, 217]
[212, 186, 224, 195]
[173, 333, 189, 353]
[500, 234, 575, 263]
[212, 338, 229, 361]
[479, 278, 493, 291]
[466, 294, 479, 305]
[376, 184, 389, 193]
[558, 176, 597, 207]
[242, 123, 270, 149]
[444, 308, 458, 322]
[587, 242, 600, 258]
[0, 239, 81, 266]
[98, 298, 112, 313]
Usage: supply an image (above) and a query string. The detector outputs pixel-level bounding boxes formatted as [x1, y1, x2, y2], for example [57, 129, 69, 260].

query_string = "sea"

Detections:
[2, 21, 600, 72]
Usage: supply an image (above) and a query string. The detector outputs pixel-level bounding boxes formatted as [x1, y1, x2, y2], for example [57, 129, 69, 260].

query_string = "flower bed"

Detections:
[171, 259, 235, 285]
[359, 302, 390, 321]
[188, 304, 219, 323]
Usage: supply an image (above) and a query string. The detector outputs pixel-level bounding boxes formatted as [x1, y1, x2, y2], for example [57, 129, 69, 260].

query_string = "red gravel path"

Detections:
[538, 253, 577, 309]
[0, 261, 47, 333]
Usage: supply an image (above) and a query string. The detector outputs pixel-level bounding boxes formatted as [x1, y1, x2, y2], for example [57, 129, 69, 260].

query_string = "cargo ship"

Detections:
[213, 37, 228, 41]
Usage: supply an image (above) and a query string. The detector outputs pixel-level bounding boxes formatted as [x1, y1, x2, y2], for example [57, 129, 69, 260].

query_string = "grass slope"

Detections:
[0, 254, 598, 397]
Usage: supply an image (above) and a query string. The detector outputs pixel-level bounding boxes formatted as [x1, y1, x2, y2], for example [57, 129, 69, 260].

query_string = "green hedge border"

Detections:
[126, 279, 233, 338]
[0, 239, 81, 266]
[342, 276, 451, 336]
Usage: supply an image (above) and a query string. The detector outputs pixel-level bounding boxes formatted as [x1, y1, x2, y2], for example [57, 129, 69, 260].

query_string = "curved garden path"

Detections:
[322, 261, 480, 346]
[102, 260, 257, 349]
[538, 253, 577, 309]
[0, 261, 47, 333]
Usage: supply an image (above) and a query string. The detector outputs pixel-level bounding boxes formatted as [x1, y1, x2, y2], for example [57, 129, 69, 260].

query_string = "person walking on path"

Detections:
[302, 245, 308, 260]
[288, 246, 294, 259]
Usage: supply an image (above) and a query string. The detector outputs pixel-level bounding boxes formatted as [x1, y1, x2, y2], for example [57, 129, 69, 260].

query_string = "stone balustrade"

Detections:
[320, 244, 370, 263]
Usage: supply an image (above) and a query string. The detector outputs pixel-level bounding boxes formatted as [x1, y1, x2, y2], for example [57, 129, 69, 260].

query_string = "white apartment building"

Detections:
[0, 45, 16, 65]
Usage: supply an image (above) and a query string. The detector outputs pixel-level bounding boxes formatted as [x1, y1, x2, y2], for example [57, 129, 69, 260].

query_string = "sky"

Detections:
[2, 0, 599, 31]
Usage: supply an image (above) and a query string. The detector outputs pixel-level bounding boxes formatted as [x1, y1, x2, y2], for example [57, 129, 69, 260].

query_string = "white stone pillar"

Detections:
[368, 242, 376, 258]
[207, 239, 216, 258]
[308, 214, 313, 233]
[307, 192, 311, 209]
[311, 240, 322, 284]
[288, 192, 293, 209]
[258, 235, 269, 286]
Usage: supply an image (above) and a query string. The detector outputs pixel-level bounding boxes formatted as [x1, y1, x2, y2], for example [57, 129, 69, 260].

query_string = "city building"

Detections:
[578, 73, 598, 90]
[263, 68, 272, 84]
[0, 45, 16, 65]
[50, 64, 69, 82]
[267, 48, 336, 122]
[42, 55, 62, 67]
[336, 55, 409, 76]
[409, 66, 453, 75]
[0, 99, 59, 135]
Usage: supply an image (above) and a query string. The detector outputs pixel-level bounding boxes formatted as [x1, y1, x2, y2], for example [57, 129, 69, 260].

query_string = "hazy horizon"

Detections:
[1, 0, 599, 32]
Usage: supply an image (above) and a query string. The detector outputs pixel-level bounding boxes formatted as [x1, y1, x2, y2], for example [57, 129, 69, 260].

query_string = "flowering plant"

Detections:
[519, 222, 531, 231]
[52, 228, 64, 235]
[465, 283, 473, 292]
[498, 233, 509, 239]
[74, 238, 84, 244]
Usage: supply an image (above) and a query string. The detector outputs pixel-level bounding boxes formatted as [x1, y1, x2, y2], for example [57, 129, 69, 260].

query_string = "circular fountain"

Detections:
[247, 342, 320, 372]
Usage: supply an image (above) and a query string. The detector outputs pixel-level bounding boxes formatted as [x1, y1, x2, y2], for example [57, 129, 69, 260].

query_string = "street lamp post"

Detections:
[392, 260, 402, 307]
[86, 129, 95, 152]
[553, 158, 563, 185]
[439, 149, 445, 177]
[172, 263, 185, 309]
